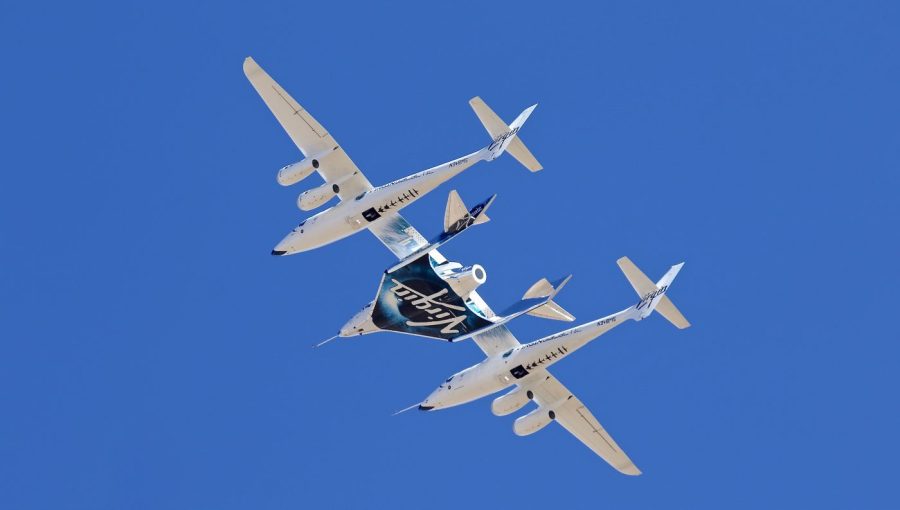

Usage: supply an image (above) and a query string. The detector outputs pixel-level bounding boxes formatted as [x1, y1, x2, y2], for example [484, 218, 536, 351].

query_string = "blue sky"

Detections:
[2, 1, 899, 508]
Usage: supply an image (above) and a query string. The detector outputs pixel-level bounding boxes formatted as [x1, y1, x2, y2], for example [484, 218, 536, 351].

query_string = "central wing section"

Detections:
[370, 254, 494, 340]
[367, 214, 431, 260]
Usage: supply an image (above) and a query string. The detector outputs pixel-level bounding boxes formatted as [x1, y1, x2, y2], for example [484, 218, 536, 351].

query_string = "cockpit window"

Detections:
[445, 375, 454, 383]
[355, 192, 367, 201]
[502, 349, 514, 358]
[298, 220, 306, 227]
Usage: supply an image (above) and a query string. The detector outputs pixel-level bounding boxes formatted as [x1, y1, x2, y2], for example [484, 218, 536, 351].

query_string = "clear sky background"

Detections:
[2, 1, 899, 508]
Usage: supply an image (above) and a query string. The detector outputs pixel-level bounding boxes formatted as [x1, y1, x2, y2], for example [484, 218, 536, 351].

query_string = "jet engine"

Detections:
[436, 263, 487, 299]
[277, 149, 337, 186]
[492, 386, 534, 416]
[297, 182, 340, 211]
[514, 406, 556, 436]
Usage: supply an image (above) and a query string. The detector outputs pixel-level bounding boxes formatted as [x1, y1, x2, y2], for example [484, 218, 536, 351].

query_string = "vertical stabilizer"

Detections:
[469, 97, 543, 171]
[616, 257, 690, 329]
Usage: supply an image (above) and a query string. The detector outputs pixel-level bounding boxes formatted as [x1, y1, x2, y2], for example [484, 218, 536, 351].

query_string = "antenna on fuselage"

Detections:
[392, 402, 423, 416]
[312, 334, 339, 349]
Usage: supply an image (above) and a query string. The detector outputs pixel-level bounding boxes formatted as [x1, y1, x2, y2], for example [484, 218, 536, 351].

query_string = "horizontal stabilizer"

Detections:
[523, 275, 574, 321]
[655, 296, 690, 329]
[528, 299, 575, 321]
[616, 257, 657, 297]
[451, 275, 573, 342]
[470, 96, 543, 171]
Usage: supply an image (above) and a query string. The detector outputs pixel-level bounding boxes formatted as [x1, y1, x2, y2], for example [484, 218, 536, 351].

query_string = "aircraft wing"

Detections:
[470, 325, 521, 357]
[368, 214, 431, 260]
[243, 57, 373, 199]
[530, 370, 641, 475]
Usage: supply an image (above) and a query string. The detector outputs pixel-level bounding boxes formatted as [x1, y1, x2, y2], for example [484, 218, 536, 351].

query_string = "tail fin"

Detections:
[616, 257, 690, 329]
[523, 275, 575, 322]
[469, 97, 543, 171]
[444, 190, 491, 232]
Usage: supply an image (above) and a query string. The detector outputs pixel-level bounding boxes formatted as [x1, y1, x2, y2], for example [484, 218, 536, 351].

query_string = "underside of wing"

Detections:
[243, 57, 373, 199]
[470, 325, 521, 357]
[531, 372, 641, 475]
[367, 214, 431, 260]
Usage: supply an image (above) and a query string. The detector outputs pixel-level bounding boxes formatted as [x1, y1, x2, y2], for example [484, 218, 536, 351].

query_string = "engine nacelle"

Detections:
[297, 182, 340, 211]
[514, 406, 556, 436]
[492, 386, 534, 416]
[437, 263, 487, 299]
[277, 150, 336, 186]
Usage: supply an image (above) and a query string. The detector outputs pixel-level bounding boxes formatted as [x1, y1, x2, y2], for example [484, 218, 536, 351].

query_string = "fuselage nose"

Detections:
[421, 386, 449, 410]
[272, 230, 308, 256]
[273, 207, 361, 255]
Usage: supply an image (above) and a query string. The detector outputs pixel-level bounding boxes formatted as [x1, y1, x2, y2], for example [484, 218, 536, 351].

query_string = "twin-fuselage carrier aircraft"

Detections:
[244, 57, 691, 475]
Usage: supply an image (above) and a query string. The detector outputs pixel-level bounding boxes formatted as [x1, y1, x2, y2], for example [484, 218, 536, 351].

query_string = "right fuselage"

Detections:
[272, 149, 486, 255]
[418, 307, 637, 411]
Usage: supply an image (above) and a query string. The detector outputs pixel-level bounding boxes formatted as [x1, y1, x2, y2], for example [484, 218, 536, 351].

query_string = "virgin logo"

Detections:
[636, 285, 668, 310]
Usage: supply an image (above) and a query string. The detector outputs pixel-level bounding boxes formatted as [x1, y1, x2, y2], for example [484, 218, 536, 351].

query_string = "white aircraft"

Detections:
[411, 257, 690, 476]
[245, 57, 691, 473]
[243, 57, 542, 256]
[322, 186, 691, 475]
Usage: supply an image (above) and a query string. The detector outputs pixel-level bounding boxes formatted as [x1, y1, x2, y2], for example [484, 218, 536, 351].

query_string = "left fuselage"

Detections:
[272, 149, 486, 255]
[419, 307, 637, 411]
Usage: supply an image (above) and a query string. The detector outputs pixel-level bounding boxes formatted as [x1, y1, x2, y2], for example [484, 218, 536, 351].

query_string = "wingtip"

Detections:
[243, 57, 260, 76]
[619, 463, 642, 476]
